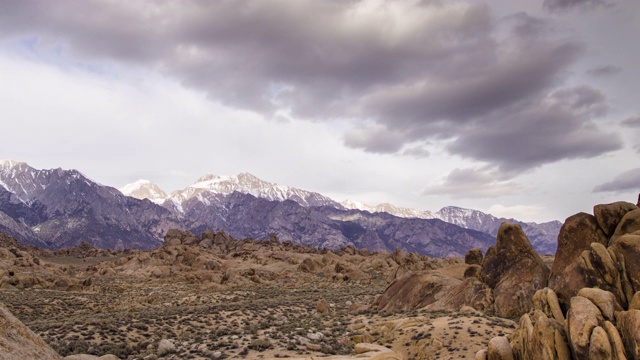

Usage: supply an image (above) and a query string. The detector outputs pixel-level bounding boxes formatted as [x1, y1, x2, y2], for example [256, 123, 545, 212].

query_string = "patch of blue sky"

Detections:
[2, 36, 119, 78]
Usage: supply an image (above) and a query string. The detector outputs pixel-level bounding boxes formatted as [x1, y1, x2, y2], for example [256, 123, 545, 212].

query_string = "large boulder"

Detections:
[617, 310, 640, 359]
[487, 336, 514, 360]
[593, 201, 638, 239]
[370, 270, 460, 312]
[549, 213, 608, 289]
[465, 248, 483, 265]
[552, 242, 626, 310]
[424, 278, 494, 312]
[0, 303, 61, 360]
[611, 209, 640, 245]
[577, 288, 619, 322]
[566, 296, 605, 360]
[609, 234, 640, 306]
[481, 223, 549, 317]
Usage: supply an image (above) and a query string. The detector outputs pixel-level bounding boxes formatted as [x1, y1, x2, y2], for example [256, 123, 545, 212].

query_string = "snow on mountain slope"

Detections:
[340, 199, 435, 219]
[340, 200, 560, 253]
[120, 180, 168, 204]
[167, 172, 341, 212]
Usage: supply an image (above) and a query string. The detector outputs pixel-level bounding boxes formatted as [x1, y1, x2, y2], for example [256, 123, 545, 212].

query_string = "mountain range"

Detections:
[0, 160, 561, 256]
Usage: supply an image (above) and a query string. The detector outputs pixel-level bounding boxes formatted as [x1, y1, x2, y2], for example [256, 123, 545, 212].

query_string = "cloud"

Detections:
[486, 204, 547, 222]
[543, 0, 612, 13]
[587, 65, 622, 77]
[593, 168, 640, 193]
[423, 167, 524, 198]
[0, 1, 621, 176]
[446, 85, 621, 173]
[401, 145, 430, 159]
[622, 116, 640, 128]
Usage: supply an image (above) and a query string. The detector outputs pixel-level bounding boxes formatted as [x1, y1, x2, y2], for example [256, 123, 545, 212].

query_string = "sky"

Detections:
[0, 0, 638, 223]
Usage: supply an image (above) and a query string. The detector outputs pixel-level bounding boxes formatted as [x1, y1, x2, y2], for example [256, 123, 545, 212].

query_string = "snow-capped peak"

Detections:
[170, 172, 339, 209]
[0, 159, 23, 168]
[119, 179, 168, 204]
[340, 199, 436, 219]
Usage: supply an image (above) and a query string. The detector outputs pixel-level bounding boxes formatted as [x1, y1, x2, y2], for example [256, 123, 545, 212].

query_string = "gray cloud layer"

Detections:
[543, 0, 611, 12]
[593, 168, 640, 193]
[0, 0, 622, 177]
[587, 65, 622, 77]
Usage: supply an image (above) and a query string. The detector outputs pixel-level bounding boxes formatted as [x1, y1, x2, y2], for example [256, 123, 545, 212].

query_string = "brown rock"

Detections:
[594, 201, 638, 238]
[630, 292, 640, 310]
[464, 265, 482, 279]
[577, 288, 618, 321]
[465, 248, 483, 265]
[532, 287, 565, 323]
[481, 223, 549, 317]
[531, 310, 561, 359]
[617, 310, 640, 360]
[588, 326, 613, 360]
[553, 243, 626, 309]
[610, 234, 640, 305]
[611, 209, 640, 245]
[0, 303, 62, 360]
[487, 336, 514, 360]
[297, 257, 320, 273]
[550, 213, 608, 289]
[567, 296, 605, 360]
[370, 270, 460, 312]
[424, 278, 494, 312]
[316, 299, 329, 315]
[603, 320, 627, 360]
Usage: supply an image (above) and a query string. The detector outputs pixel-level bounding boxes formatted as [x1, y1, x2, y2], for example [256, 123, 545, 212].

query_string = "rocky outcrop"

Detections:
[370, 270, 462, 312]
[480, 196, 640, 360]
[481, 223, 549, 317]
[371, 222, 549, 316]
[593, 201, 638, 239]
[549, 213, 608, 289]
[0, 302, 62, 360]
[465, 248, 483, 265]
[617, 310, 640, 359]
[611, 209, 640, 245]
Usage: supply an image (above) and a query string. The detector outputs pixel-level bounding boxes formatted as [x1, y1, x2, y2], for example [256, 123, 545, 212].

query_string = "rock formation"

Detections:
[370, 222, 549, 316]
[0, 302, 62, 360]
[480, 223, 549, 317]
[478, 198, 640, 359]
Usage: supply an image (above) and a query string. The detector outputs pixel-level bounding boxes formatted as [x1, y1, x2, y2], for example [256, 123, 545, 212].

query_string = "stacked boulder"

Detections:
[370, 223, 549, 316]
[478, 200, 640, 360]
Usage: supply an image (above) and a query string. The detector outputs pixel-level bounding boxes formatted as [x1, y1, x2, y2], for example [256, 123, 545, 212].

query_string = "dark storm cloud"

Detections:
[447, 86, 621, 172]
[543, 0, 612, 12]
[0, 0, 621, 175]
[587, 65, 622, 77]
[593, 168, 640, 193]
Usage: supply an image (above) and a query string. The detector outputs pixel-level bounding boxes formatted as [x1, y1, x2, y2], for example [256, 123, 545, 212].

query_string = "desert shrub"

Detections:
[54, 339, 91, 356]
[248, 338, 272, 351]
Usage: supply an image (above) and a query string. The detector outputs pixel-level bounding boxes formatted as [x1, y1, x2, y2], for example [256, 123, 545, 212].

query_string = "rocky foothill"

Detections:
[2, 196, 639, 359]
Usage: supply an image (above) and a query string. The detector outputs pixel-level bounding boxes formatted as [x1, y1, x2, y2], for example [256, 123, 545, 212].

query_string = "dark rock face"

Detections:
[465, 248, 483, 265]
[593, 201, 637, 239]
[480, 223, 549, 317]
[549, 213, 608, 290]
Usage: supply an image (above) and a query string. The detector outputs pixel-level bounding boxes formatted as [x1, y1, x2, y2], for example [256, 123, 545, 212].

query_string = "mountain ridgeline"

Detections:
[0, 160, 560, 257]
